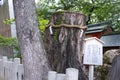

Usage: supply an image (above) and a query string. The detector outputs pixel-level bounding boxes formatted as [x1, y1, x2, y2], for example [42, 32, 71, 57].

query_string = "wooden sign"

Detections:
[83, 37, 104, 65]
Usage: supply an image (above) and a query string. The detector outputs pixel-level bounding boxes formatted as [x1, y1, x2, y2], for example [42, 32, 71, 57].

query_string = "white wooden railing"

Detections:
[0, 56, 24, 80]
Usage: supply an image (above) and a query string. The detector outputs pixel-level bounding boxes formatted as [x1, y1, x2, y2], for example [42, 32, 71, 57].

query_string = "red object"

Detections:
[86, 32, 103, 39]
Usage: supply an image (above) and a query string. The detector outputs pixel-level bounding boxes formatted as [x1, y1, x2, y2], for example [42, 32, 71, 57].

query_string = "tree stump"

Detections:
[44, 11, 87, 80]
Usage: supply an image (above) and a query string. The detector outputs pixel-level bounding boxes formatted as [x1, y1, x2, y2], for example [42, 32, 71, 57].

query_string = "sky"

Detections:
[35, 0, 38, 3]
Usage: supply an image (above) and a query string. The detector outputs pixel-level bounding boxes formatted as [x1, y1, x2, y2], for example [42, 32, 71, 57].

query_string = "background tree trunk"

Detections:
[13, 0, 50, 80]
[107, 50, 120, 80]
[44, 12, 87, 80]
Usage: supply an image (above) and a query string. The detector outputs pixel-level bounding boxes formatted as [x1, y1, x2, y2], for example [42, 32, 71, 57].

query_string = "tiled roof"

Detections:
[100, 34, 120, 47]
[86, 22, 110, 34]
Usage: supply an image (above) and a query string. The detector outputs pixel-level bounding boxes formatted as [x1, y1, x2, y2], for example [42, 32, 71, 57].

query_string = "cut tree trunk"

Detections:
[44, 12, 87, 80]
[13, 0, 50, 80]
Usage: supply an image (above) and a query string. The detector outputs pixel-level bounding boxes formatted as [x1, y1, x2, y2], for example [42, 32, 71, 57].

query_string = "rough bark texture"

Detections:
[104, 49, 120, 63]
[13, 0, 50, 80]
[107, 49, 120, 80]
[44, 12, 87, 80]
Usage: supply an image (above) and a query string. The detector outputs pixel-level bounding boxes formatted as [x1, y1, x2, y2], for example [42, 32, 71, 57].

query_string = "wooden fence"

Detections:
[48, 68, 79, 80]
[0, 56, 79, 80]
[0, 56, 24, 80]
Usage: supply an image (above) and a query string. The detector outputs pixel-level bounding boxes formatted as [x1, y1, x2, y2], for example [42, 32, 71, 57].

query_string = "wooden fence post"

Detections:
[13, 58, 20, 80]
[0, 56, 8, 80]
[4, 57, 10, 80]
[2, 56, 7, 61]
[2, 56, 8, 80]
[0, 56, 24, 80]
[48, 71, 57, 80]
[18, 64, 24, 80]
[0, 59, 3, 80]
[56, 74, 66, 80]
[89, 65, 94, 80]
[7, 61, 14, 80]
[66, 68, 79, 80]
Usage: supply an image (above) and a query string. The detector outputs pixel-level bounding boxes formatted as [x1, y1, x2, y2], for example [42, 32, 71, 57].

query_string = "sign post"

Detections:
[89, 65, 94, 80]
[83, 37, 104, 80]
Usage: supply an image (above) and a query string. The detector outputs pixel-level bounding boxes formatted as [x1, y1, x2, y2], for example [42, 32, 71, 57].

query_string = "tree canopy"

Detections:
[36, 0, 120, 32]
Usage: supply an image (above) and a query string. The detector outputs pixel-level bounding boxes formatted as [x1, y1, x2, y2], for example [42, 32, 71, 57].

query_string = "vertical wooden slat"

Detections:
[66, 68, 79, 80]
[18, 64, 24, 80]
[1, 56, 7, 80]
[3, 56, 8, 80]
[56, 74, 66, 80]
[48, 71, 57, 80]
[0, 59, 3, 80]
[13, 58, 20, 80]
[0, 56, 25, 80]
[7, 61, 14, 80]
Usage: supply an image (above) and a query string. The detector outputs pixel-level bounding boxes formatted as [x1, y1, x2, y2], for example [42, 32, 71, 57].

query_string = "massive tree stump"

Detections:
[44, 12, 87, 80]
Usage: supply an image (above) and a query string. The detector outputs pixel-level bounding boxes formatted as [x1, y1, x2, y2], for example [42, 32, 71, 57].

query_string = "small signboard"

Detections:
[83, 37, 104, 65]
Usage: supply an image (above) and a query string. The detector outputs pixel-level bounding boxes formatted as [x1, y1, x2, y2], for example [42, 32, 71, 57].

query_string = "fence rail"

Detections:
[0, 56, 24, 80]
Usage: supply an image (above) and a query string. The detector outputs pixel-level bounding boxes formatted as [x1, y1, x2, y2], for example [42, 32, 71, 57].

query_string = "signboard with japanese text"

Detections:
[83, 37, 104, 65]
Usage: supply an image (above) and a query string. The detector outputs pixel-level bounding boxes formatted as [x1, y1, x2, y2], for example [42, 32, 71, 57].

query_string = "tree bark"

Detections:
[107, 50, 120, 80]
[44, 12, 87, 80]
[13, 0, 50, 80]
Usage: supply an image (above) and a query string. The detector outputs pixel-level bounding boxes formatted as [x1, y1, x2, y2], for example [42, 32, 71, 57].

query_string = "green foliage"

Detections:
[3, 18, 15, 25]
[36, 0, 54, 19]
[36, 0, 120, 32]
[36, 0, 51, 34]
[38, 18, 49, 33]
[14, 52, 22, 59]
[0, 36, 20, 56]
[0, 36, 17, 47]
[95, 55, 111, 80]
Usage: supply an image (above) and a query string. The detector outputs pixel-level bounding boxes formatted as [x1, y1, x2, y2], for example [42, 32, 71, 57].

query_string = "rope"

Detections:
[47, 23, 87, 29]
